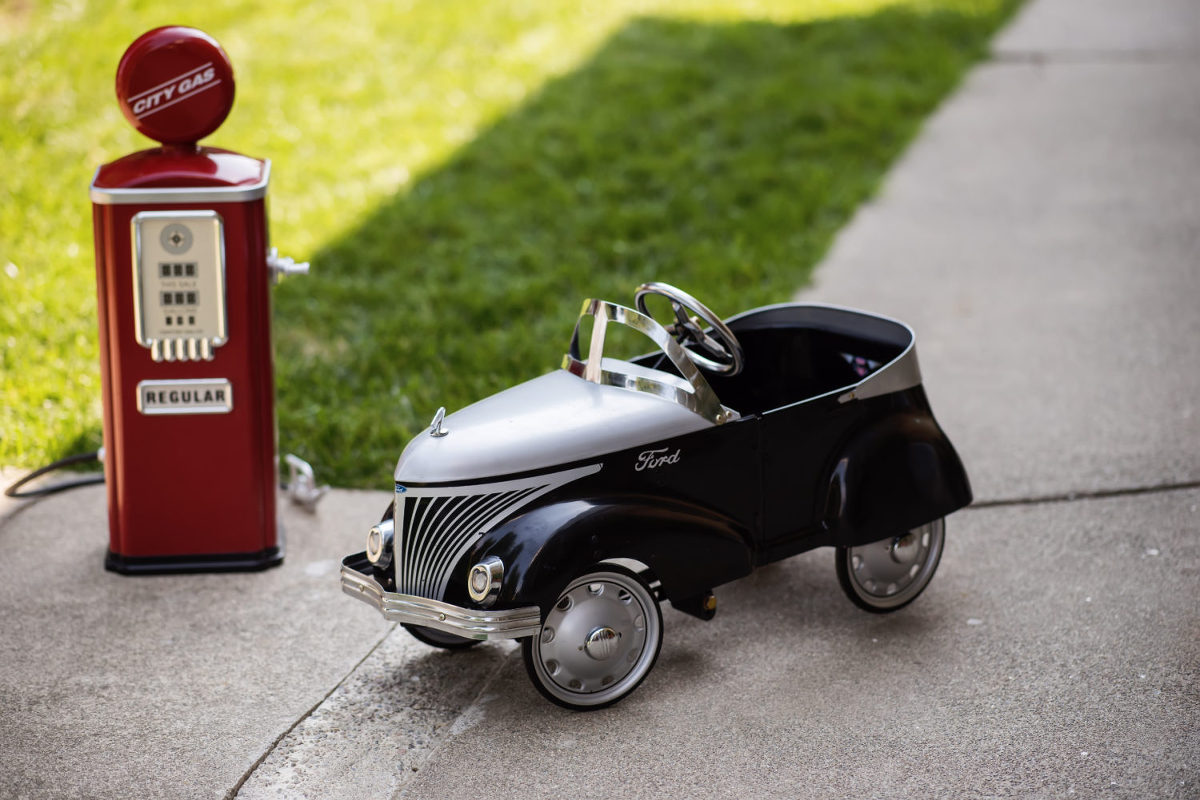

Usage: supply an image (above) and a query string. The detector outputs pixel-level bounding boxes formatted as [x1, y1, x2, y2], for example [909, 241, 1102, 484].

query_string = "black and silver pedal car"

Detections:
[341, 282, 971, 710]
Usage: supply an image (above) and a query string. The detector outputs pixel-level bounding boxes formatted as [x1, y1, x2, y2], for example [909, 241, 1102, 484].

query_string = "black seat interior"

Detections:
[631, 306, 911, 416]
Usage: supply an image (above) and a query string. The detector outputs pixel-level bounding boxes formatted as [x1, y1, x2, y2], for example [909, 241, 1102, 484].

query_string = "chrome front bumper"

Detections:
[340, 553, 542, 641]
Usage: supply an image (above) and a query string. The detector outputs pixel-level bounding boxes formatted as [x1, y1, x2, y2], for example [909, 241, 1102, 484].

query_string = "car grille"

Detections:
[392, 464, 601, 599]
[395, 488, 538, 598]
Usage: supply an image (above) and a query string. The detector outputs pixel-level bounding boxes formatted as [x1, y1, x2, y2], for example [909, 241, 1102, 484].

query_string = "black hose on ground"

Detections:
[4, 452, 104, 498]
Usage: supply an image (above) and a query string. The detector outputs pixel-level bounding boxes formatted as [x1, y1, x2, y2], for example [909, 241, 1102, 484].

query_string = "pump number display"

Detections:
[132, 210, 227, 362]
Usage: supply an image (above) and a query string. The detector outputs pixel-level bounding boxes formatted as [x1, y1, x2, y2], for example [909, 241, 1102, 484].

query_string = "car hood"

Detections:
[394, 368, 715, 485]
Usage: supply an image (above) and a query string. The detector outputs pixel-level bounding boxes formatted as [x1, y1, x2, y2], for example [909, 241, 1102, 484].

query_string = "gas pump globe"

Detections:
[91, 27, 306, 573]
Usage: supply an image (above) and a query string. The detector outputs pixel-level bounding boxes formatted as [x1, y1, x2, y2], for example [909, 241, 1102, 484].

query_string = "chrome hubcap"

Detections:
[847, 519, 944, 609]
[584, 626, 621, 660]
[890, 531, 919, 565]
[532, 571, 660, 705]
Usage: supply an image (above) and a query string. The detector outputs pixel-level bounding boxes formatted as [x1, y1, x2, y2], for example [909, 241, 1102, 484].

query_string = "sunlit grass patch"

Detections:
[1, 0, 1019, 485]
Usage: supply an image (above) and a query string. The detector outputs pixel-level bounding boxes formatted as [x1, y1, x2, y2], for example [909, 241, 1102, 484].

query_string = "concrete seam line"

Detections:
[224, 623, 399, 800]
[992, 49, 1200, 65]
[969, 479, 1200, 510]
[392, 645, 520, 800]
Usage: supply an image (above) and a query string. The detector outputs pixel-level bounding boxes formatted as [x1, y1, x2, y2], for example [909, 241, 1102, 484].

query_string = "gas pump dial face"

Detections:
[132, 210, 227, 362]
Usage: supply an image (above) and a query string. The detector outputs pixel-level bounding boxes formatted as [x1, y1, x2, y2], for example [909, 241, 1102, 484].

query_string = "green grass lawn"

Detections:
[1, 0, 1019, 488]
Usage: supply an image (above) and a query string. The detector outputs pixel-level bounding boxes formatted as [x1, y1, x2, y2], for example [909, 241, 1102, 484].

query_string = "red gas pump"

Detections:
[91, 27, 306, 573]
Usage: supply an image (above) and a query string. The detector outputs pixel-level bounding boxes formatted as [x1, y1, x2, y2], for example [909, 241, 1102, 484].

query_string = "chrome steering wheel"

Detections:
[634, 282, 744, 375]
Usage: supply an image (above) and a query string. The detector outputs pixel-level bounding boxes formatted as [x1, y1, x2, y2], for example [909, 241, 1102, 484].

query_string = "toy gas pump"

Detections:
[90, 27, 307, 573]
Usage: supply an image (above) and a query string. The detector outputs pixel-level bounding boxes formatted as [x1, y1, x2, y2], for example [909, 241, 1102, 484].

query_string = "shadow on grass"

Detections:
[275, 5, 1016, 487]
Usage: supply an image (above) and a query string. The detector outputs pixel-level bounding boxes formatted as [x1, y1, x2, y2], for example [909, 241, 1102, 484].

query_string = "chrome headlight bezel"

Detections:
[467, 556, 504, 606]
[365, 518, 395, 569]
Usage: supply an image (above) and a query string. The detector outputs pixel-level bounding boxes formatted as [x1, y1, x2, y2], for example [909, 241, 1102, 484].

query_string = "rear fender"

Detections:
[824, 408, 972, 547]
[464, 496, 753, 612]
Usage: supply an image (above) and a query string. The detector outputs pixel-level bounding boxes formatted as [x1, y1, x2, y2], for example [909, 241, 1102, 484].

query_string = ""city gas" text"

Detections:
[130, 65, 217, 117]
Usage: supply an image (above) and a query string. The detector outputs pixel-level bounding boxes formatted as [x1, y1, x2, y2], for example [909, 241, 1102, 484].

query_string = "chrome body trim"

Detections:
[839, 344, 921, 403]
[341, 558, 541, 640]
[89, 162, 270, 205]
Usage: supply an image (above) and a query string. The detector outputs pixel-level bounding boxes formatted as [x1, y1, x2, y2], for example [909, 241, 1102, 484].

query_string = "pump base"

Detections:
[105, 546, 283, 575]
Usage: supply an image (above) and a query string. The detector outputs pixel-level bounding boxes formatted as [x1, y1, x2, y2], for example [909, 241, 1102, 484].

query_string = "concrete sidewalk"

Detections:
[803, 0, 1200, 505]
[3, 0, 1198, 797]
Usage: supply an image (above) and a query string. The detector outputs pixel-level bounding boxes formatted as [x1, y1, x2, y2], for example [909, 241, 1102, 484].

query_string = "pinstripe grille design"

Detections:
[392, 464, 601, 599]
[396, 488, 537, 598]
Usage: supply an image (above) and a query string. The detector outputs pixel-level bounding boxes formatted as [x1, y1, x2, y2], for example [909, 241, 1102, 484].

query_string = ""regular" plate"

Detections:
[136, 378, 232, 415]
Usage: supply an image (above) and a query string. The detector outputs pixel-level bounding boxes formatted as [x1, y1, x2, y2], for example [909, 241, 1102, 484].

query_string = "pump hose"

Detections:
[5, 452, 303, 499]
[4, 452, 104, 498]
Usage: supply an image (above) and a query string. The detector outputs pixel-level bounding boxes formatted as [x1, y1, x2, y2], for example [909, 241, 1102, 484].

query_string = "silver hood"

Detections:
[395, 367, 715, 485]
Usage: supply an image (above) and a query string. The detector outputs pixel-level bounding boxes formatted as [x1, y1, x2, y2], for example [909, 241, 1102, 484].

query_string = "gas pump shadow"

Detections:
[272, 6, 1013, 487]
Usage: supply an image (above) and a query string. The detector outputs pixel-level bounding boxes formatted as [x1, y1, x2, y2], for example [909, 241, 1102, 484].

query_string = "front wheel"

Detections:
[836, 518, 945, 613]
[522, 567, 663, 711]
[402, 624, 481, 650]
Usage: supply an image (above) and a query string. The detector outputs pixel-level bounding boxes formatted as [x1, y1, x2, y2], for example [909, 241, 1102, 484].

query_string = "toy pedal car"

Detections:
[341, 282, 971, 710]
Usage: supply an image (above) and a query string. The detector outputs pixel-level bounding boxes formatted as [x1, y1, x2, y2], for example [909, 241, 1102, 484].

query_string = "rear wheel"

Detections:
[522, 566, 662, 710]
[836, 518, 945, 613]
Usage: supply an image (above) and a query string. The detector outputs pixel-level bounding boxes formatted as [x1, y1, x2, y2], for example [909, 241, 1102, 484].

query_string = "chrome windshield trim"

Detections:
[564, 299, 735, 425]
[341, 557, 541, 640]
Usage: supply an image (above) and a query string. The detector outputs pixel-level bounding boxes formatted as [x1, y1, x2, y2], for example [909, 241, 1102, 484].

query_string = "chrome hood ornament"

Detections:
[429, 406, 449, 438]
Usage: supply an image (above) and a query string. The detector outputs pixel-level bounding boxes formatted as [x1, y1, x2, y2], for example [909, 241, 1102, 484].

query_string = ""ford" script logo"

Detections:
[635, 447, 681, 472]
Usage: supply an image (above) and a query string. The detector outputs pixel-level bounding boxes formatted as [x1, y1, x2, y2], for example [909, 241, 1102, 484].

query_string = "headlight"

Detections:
[467, 556, 504, 606]
[365, 518, 395, 569]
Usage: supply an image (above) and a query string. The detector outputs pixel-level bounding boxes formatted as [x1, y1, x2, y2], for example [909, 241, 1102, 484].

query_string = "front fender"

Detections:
[824, 407, 972, 547]
[464, 495, 753, 611]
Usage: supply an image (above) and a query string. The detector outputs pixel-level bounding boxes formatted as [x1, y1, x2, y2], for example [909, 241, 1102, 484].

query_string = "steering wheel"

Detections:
[634, 282, 744, 375]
